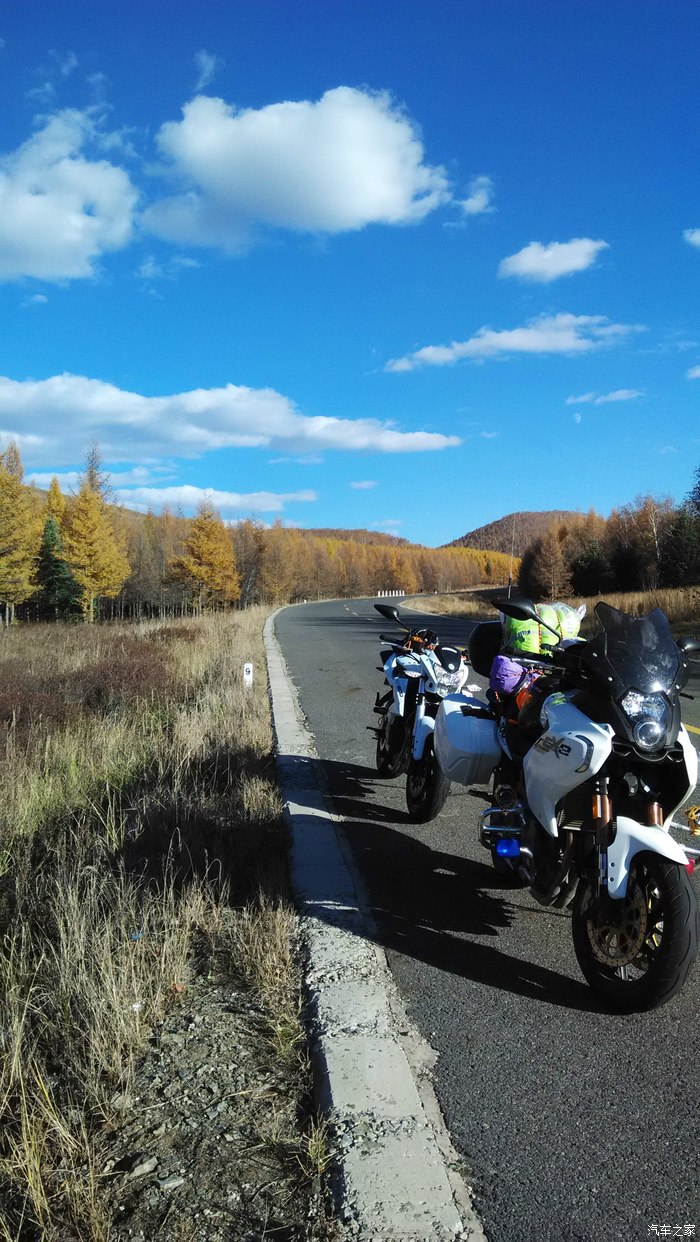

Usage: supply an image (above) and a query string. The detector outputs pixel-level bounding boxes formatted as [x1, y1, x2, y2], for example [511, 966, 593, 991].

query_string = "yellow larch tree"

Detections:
[46, 476, 66, 523]
[0, 450, 40, 626]
[170, 503, 240, 611]
[62, 482, 131, 621]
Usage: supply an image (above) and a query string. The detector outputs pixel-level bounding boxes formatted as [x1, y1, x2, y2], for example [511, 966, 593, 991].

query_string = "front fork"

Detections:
[592, 777, 613, 901]
[592, 777, 665, 904]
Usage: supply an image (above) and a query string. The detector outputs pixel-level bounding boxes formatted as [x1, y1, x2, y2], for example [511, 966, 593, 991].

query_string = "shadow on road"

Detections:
[287, 755, 606, 1013]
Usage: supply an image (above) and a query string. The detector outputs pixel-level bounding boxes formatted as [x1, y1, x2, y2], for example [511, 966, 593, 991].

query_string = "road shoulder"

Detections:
[264, 609, 485, 1241]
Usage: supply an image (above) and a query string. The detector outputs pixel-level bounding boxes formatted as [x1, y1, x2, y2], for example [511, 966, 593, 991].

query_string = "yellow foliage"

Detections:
[62, 484, 131, 621]
[170, 503, 240, 608]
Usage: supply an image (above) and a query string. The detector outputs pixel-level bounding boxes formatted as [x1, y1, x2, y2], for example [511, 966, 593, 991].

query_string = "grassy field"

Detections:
[0, 610, 322, 1239]
[407, 585, 700, 635]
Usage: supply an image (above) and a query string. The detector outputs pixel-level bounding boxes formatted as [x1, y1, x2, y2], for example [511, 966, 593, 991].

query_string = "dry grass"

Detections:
[408, 585, 700, 635]
[0, 608, 310, 1240]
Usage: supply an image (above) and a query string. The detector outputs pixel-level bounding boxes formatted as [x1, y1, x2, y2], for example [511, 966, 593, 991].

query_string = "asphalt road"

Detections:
[275, 598, 700, 1242]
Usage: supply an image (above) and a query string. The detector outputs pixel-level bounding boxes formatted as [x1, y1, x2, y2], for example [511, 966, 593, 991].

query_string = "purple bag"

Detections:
[489, 654, 526, 697]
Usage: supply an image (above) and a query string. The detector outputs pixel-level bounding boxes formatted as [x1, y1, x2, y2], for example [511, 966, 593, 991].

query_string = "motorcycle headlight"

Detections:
[620, 690, 672, 751]
[433, 668, 464, 697]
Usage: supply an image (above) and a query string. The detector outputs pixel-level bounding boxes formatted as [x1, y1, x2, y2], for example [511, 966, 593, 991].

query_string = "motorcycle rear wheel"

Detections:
[405, 740, 451, 822]
[376, 714, 408, 778]
[571, 853, 699, 1011]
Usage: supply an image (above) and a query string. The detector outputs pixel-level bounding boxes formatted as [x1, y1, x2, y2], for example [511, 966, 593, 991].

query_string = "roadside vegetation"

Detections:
[410, 584, 700, 635]
[0, 609, 329, 1240]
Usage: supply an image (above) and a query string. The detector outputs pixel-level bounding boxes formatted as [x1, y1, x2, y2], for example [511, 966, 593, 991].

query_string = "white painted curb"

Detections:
[264, 612, 486, 1241]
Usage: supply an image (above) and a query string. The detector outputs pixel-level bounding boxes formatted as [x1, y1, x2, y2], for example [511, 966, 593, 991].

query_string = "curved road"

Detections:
[275, 598, 700, 1242]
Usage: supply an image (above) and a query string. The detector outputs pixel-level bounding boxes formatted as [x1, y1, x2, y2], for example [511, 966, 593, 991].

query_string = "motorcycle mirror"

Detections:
[492, 596, 538, 623]
[374, 603, 402, 623]
[677, 636, 700, 654]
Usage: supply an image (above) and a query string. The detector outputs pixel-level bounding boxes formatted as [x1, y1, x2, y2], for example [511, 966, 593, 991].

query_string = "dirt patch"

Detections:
[101, 956, 333, 1241]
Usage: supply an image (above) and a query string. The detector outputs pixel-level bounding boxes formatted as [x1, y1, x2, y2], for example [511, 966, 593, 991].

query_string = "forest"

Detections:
[0, 443, 514, 624]
[517, 467, 700, 600]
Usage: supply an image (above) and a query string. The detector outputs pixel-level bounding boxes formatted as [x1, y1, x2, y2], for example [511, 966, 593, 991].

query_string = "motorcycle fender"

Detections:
[412, 712, 435, 760]
[607, 815, 689, 900]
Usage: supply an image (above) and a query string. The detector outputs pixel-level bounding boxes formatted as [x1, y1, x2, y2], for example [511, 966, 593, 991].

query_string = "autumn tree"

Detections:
[62, 482, 131, 621]
[170, 503, 240, 611]
[258, 522, 297, 604]
[46, 476, 66, 522]
[230, 519, 266, 607]
[519, 525, 572, 600]
[0, 449, 39, 626]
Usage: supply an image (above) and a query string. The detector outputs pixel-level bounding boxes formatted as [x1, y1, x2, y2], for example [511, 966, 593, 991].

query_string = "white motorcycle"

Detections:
[433, 597, 700, 1011]
[371, 604, 469, 819]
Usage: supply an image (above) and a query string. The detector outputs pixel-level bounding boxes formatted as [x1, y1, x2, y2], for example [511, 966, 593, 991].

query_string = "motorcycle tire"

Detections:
[571, 852, 699, 1012]
[376, 714, 408, 778]
[405, 740, 451, 822]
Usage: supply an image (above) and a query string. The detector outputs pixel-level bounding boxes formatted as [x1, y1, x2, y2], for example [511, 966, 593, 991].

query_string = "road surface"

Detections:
[275, 598, 700, 1242]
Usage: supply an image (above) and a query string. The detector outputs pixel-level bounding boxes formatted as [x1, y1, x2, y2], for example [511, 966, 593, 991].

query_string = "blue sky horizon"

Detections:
[1, 1, 699, 547]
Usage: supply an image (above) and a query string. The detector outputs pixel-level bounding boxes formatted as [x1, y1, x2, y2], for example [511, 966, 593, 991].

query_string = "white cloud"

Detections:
[683, 228, 700, 248]
[594, 388, 644, 404]
[687, 366, 700, 379]
[573, 412, 582, 424]
[194, 50, 224, 92]
[458, 175, 494, 216]
[114, 484, 316, 515]
[566, 388, 644, 406]
[566, 392, 597, 405]
[480, 431, 499, 439]
[0, 372, 461, 468]
[143, 88, 450, 248]
[350, 480, 377, 489]
[386, 313, 642, 372]
[0, 110, 138, 281]
[659, 446, 677, 455]
[498, 237, 609, 282]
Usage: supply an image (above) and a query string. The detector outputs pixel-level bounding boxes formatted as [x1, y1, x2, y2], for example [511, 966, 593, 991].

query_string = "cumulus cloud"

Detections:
[114, 484, 316, 516]
[0, 373, 461, 468]
[143, 88, 450, 248]
[386, 313, 642, 372]
[458, 175, 494, 216]
[566, 388, 644, 406]
[687, 366, 700, 379]
[498, 238, 609, 282]
[350, 480, 377, 489]
[683, 228, 700, 248]
[0, 110, 138, 281]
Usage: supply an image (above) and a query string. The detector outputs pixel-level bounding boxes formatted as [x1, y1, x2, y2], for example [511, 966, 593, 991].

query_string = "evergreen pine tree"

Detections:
[658, 508, 700, 587]
[34, 515, 82, 619]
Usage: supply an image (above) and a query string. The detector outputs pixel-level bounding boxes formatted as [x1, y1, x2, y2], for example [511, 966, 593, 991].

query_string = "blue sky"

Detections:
[1, 0, 699, 547]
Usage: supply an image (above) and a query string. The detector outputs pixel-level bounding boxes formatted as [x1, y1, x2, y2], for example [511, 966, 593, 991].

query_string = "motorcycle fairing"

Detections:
[607, 815, 689, 899]
[663, 727, 699, 829]
[523, 693, 615, 837]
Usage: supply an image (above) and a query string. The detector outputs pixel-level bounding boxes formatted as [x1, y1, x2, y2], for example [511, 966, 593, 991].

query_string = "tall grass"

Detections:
[408, 585, 700, 634]
[0, 609, 303, 1240]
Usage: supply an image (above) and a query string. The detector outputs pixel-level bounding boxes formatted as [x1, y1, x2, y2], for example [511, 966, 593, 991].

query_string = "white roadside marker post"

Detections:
[243, 662, 254, 689]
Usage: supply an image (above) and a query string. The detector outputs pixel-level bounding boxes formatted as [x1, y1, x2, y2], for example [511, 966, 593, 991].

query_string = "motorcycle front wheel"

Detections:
[405, 739, 451, 822]
[376, 714, 408, 778]
[571, 853, 699, 1011]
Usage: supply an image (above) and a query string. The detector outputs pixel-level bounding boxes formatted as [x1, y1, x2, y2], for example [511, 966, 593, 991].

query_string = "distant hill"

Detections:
[443, 511, 584, 557]
[298, 527, 410, 546]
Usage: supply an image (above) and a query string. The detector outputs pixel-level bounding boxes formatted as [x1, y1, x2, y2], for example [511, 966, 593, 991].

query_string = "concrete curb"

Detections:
[264, 611, 486, 1241]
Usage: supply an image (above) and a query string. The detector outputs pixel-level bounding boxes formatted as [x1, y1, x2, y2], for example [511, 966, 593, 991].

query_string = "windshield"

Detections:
[582, 603, 683, 696]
